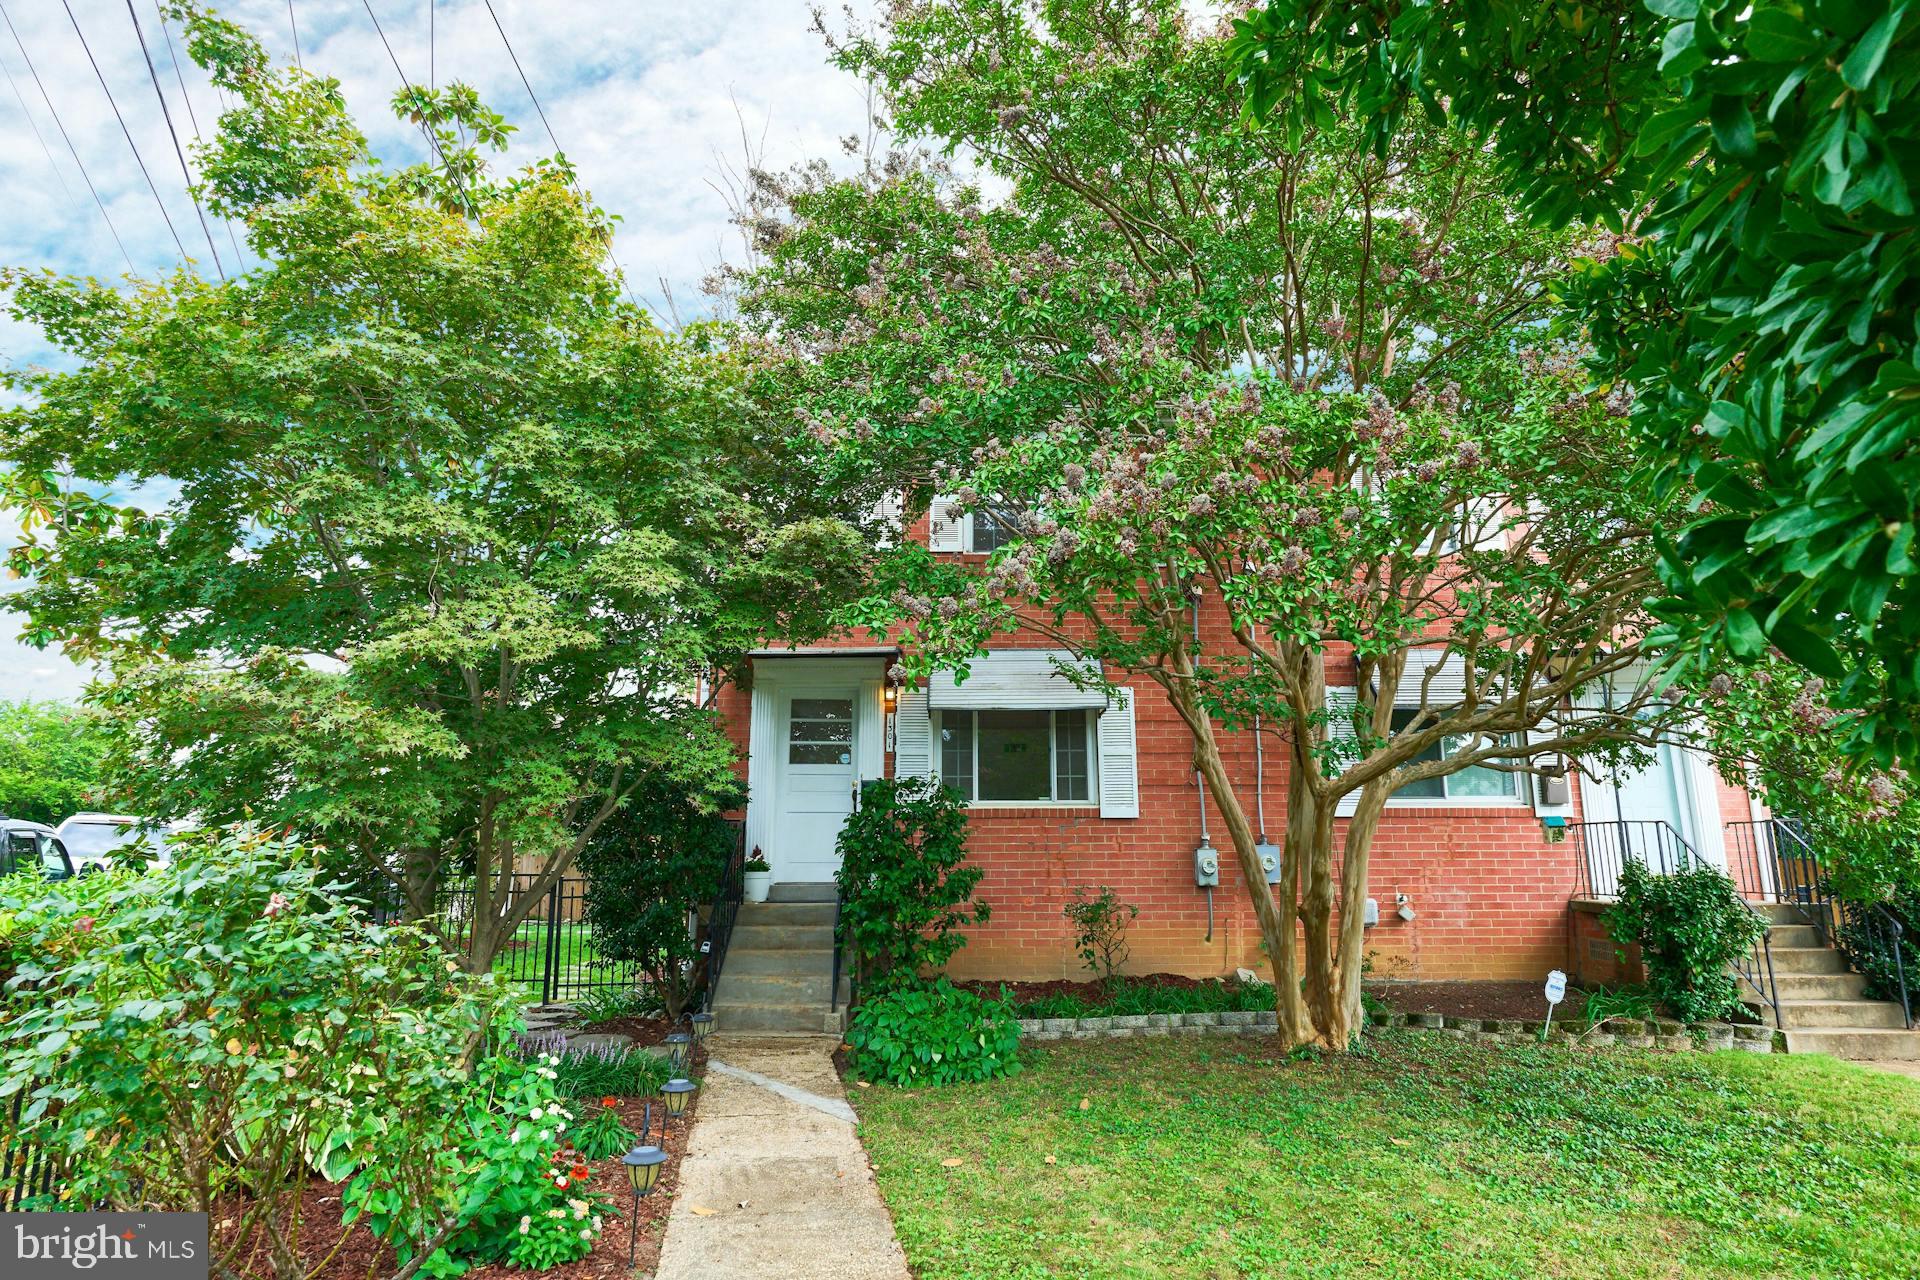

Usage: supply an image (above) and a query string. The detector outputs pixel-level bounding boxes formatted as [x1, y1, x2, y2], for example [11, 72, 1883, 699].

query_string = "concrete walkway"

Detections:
[653, 1035, 910, 1280]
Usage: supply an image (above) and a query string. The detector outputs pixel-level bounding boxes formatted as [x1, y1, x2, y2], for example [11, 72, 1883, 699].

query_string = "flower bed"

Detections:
[1015, 1008, 1780, 1053]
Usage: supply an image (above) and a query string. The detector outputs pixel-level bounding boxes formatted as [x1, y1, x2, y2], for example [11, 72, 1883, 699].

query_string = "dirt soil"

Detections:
[570, 1014, 677, 1048]
[212, 1052, 703, 1280]
[1365, 979, 1577, 1021]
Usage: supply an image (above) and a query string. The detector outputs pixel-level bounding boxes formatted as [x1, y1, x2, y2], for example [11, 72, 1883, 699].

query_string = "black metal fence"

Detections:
[1, 1087, 61, 1211]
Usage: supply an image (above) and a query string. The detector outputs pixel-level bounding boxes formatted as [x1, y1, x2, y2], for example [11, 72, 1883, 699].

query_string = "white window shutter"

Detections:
[1097, 690, 1139, 818]
[893, 689, 932, 780]
[927, 496, 964, 552]
[1398, 649, 1468, 709]
[1326, 685, 1362, 818]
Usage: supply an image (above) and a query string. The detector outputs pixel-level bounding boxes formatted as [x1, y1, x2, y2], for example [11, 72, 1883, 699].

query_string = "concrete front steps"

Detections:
[710, 884, 849, 1035]
[1746, 902, 1920, 1060]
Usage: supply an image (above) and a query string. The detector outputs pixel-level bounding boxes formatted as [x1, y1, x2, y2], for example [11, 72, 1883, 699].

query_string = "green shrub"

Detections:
[836, 777, 988, 992]
[1063, 885, 1138, 984]
[1604, 861, 1767, 1024]
[0, 832, 512, 1279]
[572, 983, 665, 1025]
[846, 979, 1020, 1087]
[576, 775, 745, 1021]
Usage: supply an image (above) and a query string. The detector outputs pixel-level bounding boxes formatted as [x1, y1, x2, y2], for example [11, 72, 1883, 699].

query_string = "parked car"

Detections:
[54, 813, 185, 874]
[1, 817, 77, 881]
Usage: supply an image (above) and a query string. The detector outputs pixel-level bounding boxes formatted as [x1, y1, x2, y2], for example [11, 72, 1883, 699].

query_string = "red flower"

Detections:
[571, 1164, 589, 1179]
[601, 1096, 616, 1108]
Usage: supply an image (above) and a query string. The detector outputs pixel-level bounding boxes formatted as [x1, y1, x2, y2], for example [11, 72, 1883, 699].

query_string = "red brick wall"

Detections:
[712, 512, 1739, 985]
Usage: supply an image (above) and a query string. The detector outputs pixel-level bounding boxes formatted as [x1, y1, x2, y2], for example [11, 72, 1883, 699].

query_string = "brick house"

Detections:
[713, 503, 1763, 988]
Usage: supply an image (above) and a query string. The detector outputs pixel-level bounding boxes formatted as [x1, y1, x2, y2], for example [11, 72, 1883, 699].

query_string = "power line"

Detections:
[0, 37, 73, 204]
[154, 1, 245, 271]
[62, 0, 190, 268]
[127, 0, 223, 279]
[361, 0, 470, 212]
[287, 0, 301, 70]
[0, 1, 135, 274]
[482, 0, 638, 309]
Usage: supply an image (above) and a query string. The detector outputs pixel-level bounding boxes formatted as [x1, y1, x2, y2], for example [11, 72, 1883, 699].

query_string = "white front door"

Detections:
[773, 691, 859, 884]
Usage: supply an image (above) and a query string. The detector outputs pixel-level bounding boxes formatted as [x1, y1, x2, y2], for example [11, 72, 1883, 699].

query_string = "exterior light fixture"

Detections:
[622, 1101, 668, 1265]
[883, 682, 899, 707]
[689, 1009, 715, 1043]
[662, 1076, 697, 1118]
[663, 1031, 692, 1072]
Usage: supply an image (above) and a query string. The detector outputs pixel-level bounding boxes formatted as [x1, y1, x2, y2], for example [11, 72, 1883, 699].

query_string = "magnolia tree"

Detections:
[0, 7, 864, 972]
[744, 0, 1697, 1048]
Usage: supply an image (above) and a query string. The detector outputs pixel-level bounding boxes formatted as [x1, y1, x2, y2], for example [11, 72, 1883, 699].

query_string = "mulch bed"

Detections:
[1366, 980, 1577, 1022]
[568, 1014, 678, 1048]
[212, 1049, 704, 1280]
[953, 972, 1234, 1004]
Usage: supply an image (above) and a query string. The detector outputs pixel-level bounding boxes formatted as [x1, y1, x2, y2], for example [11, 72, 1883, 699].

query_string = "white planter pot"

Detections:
[744, 870, 772, 903]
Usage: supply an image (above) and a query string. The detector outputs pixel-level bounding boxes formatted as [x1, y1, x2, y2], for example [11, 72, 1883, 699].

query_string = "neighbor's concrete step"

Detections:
[735, 900, 838, 928]
[1754, 901, 1810, 925]
[727, 924, 835, 951]
[766, 882, 838, 903]
[1764, 946, 1850, 975]
[1774, 999, 1912, 1030]
[711, 1000, 848, 1034]
[1763, 924, 1825, 949]
[1767, 972, 1870, 1001]
[1783, 1026, 1920, 1060]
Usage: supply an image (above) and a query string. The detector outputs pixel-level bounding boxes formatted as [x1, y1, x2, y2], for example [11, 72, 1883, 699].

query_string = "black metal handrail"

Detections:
[698, 822, 747, 1014]
[1724, 817, 1913, 1030]
[2, 1083, 61, 1211]
[1567, 818, 1705, 899]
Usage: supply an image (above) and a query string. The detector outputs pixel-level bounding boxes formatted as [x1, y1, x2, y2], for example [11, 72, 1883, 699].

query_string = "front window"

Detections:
[937, 709, 1095, 804]
[969, 508, 1019, 553]
[1388, 709, 1519, 800]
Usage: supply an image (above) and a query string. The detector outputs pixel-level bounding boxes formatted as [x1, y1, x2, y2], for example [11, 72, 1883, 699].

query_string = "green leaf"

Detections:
[1840, 4, 1906, 90]
[1725, 608, 1769, 658]
[1710, 96, 1757, 158]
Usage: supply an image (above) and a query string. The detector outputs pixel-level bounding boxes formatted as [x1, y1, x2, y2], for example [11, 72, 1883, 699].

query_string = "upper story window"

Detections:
[1387, 708, 1519, 801]
[937, 708, 1095, 804]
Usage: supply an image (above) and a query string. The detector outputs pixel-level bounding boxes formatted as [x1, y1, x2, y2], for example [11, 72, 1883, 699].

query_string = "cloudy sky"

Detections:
[0, 0, 879, 701]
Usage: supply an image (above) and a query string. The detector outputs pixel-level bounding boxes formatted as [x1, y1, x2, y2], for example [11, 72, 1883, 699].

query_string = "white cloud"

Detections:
[1, 0, 876, 698]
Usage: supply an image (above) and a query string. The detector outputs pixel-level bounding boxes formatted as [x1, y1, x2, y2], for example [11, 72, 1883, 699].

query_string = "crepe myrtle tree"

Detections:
[745, 0, 1697, 1048]
[0, 6, 866, 973]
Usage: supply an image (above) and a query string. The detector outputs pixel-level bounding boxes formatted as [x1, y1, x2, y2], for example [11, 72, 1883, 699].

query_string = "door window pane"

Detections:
[789, 698, 854, 765]
[977, 710, 1051, 801]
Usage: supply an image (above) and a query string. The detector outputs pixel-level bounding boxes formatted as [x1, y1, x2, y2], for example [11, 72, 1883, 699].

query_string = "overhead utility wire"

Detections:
[0, 1, 135, 274]
[287, 0, 301, 69]
[127, 0, 223, 279]
[361, 0, 469, 210]
[154, 1, 245, 271]
[0, 39, 74, 204]
[482, 0, 639, 309]
[62, 0, 190, 267]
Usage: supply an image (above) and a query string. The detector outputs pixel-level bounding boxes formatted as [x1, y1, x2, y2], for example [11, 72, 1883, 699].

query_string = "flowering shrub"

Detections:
[518, 1031, 672, 1097]
[0, 832, 508, 1279]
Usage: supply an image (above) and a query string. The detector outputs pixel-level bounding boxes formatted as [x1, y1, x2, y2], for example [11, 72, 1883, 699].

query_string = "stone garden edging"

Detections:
[1015, 1009, 1781, 1053]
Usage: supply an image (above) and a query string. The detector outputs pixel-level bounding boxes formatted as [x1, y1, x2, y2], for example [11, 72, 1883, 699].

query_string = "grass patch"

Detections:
[850, 1031, 1920, 1279]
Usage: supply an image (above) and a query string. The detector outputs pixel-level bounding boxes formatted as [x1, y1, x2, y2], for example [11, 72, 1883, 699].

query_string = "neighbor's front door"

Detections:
[773, 691, 859, 884]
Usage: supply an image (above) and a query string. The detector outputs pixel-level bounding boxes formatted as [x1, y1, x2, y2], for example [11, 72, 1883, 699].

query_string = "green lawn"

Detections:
[849, 1031, 1920, 1279]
